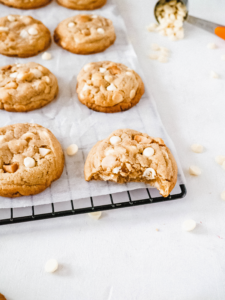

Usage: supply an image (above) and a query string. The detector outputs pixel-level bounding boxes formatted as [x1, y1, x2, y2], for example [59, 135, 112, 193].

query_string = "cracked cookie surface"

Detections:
[84, 129, 177, 197]
[0, 15, 51, 58]
[0, 62, 58, 112]
[57, 0, 106, 10]
[77, 61, 145, 113]
[0, 123, 64, 198]
[54, 14, 116, 55]
[0, 0, 51, 9]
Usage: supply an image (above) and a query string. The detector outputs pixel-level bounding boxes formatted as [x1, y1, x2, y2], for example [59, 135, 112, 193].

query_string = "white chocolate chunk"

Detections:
[191, 144, 203, 153]
[92, 15, 98, 18]
[88, 212, 102, 220]
[158, 56, 168, 63]
[66, 144, 78, 156]
[130, 89, 136, 99]
[83, 83, 91, 91]
[84, 64, 91, 72]
[105, 148, 115, 156]
[7, 15, 16, 22]
[0, 136, 5, 143]
[110, 136, 121, 145]
[222, 161, 225, 170]
[147, 23, 158, 32]
[42, 52, 52, 60]
[107, 83, 117, 91]
[68, 22, 75, 28]
[210, 71, 219, 78]
[99, 68, 106, 73]
[149, 53, 159, 60]
[113, 167, 121, 174]
[126, 72, 133, 76]
[10, 72, 18, 78]
[20, 29, 29, 38]
[221, 55, 225, 61]
[97, 28, 105, 34]
[221, 191, 225, 201]
[151, 43, 160, 51]
[215, 155, 225, 165]
[207, 43, 217, 49]
[143, 147, 154, 157]
[0, 27, 9, 32]
[24, 157, 35, 168]
[28, 27, 38, 35]
[189, 165, 201, 176]
[39, 148, 50, 157]
[143, 168, 156, 179]
[30, 69, 42, 79]
[45, 259, 58, 273]
[182, 219, 196, 231]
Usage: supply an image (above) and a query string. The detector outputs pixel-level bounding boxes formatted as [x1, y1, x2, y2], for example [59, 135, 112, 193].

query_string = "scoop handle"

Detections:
[215, 26, 225, 40]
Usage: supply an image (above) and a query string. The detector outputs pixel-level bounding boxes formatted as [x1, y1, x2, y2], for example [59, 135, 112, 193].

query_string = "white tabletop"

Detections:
[1, 0, 225, 299]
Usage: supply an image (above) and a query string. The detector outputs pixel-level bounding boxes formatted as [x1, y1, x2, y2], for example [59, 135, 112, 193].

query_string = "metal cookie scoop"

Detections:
[154, 0, 225, 40]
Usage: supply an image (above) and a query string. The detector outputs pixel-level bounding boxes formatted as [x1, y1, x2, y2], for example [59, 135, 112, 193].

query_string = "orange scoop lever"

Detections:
[215, 27, 225, 40]
[186, 16, 225, 40]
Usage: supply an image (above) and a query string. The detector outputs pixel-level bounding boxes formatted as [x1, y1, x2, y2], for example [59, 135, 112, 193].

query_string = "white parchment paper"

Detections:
[0, 0, 185, 208]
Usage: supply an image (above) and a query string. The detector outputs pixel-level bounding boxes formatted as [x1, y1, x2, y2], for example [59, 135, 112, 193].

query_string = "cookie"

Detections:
[0, 123, 64, 198]
[0, 15, 51, 58]
[84, 129, 177, 197]
[57, 0, 106, 10]
[54, 14, 116, 55]
[0, 62, 58, 112]
[77, 61, 145, 113]
[0, 0, 51, 9]
[0, 294, 6, 300]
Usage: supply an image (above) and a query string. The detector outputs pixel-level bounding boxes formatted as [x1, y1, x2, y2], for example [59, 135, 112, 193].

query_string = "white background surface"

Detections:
[1, 0, 225, 299]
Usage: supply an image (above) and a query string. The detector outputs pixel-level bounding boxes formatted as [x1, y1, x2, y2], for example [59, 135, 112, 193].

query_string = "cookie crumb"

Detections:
[210, 71, 219, 79]
[182, 219, 196, 231]
[215, 155, 225, 165]
[42, 52, 52, 60]
[88, 211, 102, 220]
[45, 259, 58, 273]
[189, 165, 201, 176]
[66, 144, 78, 156]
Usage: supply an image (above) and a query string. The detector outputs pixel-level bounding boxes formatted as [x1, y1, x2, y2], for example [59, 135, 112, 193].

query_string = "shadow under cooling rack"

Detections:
[0, 184, 187, 226]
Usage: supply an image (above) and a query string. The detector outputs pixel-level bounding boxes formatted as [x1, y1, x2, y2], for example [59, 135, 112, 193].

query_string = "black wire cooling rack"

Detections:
[0, 184, 186, 226]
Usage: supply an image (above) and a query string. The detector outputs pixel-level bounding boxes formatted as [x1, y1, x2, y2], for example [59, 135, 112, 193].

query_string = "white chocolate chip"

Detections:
[158, 56, 168, 63]
[222, 161, 225, 170]
[105, 148, 115, 156]
[191, 144, 203, 153]
[28, 27, 38, 36]
[0, 27, 9, 32]
[24, 157, 35, 168]
[97, 28, 105, 34]
[215, 155, 225, 165]
[221, 191, 225, 201]
[104, 75, 113, 82]
[143, 168, 156, 179]
[151, 43, 160, 51]
[189, 165, 201, 176]
[20, 29, 29, 38]
[43, 76, 50, 83]
[110, 136, 121, 145]
[207, 43, 217, 49]
[149, 53, 159, 60]
[45, 259, 58, 273]
[30, 69, 42, 79]
[113, 167, 121, 174]
[10, 72, 18, 78]
[221, 55, 225, 61]
[83, 83, 91, 91]
[88, 212, 102, 220]
[130, 89, 136, 99]
[107, 83, 117, 91]
[143, 147, 154, 157]
[68, 22, 75, 28]
[42, 52, 52, 60]
[126, 72, 133, 76]
[147, 23, 158, 32]
[83, 64, 91, 72]
[210, 71, 219, 79]
[99, 68, 106, 73]
[182, 220, 196, 231]
[39, 148, 50, 157]
[66, 144, 78, 156]
[7, 15, 16, 22]
[92, 15, 98, 19]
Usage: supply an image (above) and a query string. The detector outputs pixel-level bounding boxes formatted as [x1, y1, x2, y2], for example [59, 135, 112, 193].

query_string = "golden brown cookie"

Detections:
[57, 0, 106, 10]
[0, 123, 64, 198]
[0, 0, 51, 9]
[54, 14, 116, 55]
[0, 15, 51, 58]
[84, 129, 178, 197]
[76, 61, 145, 113]
[0, 293, 6, 300]
[0, 62, 58, 112]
